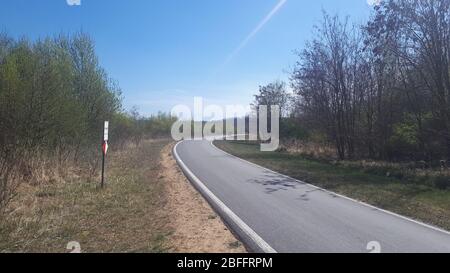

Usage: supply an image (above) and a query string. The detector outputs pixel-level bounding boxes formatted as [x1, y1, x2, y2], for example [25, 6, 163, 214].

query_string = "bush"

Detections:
[0, 32, 177, 211]
[280, 118, 309, 140]
[433, 176, 450, 190]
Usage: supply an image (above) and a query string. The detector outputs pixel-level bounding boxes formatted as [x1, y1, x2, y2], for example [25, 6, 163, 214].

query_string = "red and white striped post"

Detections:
[101, 121, 109, 188]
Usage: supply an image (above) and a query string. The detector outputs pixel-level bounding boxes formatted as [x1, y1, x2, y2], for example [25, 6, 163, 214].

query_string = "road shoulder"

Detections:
[161, 143, 246, 253]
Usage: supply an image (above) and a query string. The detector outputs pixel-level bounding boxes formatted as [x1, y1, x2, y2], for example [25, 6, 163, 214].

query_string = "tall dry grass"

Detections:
[280, 139, 337, 159]
[0, 147, 102, 212]
[280, 139, 450, 189]
[0, 139, 171, 253]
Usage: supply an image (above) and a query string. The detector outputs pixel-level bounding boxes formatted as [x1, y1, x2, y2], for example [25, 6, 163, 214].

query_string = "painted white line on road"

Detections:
[210, 141, 450, 236]
[173, 141, 277, 253]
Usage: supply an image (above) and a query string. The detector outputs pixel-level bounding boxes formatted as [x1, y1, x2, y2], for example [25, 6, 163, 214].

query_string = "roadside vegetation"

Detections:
[0, 32, 180, 252]
[0, 139, 171, 253]
[0, 32, 176, 212]
[249, 1, 450, 192]
[215, 140, 450, 231]
[1, 0, 449, 251]
[257, 0, 450, 162]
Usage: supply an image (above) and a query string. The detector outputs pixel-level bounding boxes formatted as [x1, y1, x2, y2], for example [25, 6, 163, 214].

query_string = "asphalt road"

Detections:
[174, 140, 450, 253]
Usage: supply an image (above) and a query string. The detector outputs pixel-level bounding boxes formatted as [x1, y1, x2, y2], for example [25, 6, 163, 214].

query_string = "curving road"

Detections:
[174, 140, 450, 253]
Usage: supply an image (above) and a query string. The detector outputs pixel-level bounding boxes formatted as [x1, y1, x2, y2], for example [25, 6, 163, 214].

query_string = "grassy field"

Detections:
[215, 141, 450, 231]
[0, 139, 171, 253]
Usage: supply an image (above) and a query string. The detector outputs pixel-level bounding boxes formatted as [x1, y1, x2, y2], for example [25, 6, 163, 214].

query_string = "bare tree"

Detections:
[253, 80, 292, 117]
[292, 13, 365, 159]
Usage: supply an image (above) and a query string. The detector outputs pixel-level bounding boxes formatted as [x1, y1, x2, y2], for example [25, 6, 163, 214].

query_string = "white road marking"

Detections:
[173, 141, 277, 253]
[210, 140, 450, 236]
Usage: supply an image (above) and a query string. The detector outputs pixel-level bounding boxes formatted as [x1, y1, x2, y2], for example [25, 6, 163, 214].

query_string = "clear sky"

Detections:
[0, 0, 374, 116]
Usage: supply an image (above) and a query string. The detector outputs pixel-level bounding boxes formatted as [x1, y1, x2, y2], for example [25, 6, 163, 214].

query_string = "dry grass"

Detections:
[1, 139, 246, 253]
[281, 139, 450, 190]
[280, 139, 336, 159]
[0, 139, 171, 253]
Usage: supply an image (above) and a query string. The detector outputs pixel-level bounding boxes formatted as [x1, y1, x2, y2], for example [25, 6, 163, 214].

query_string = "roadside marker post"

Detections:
[101, 121, 109, 188]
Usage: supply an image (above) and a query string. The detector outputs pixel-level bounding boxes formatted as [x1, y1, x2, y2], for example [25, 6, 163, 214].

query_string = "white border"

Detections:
[211, 140, 450, 236]
[173, 141, 277, 253]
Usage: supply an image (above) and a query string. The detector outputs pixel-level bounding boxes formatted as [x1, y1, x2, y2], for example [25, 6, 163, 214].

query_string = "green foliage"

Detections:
[0, 32, 176, 208]
[111, 111, 177, 147]
[386, 118, 420, 159]
[391, 121, 419, 147]
[0, 32, 176, 158]
[144, 112, 178, 138]
[280, 118, 309, 140]
[0, 33, 122, 156]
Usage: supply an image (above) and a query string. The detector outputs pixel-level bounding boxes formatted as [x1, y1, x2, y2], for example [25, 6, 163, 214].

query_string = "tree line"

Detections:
[0, 32, 175, 209]
[254, 0, 450, 163]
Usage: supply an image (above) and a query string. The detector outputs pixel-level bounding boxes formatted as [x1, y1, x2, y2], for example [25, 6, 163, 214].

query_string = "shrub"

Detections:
[433, 176, 450, 190]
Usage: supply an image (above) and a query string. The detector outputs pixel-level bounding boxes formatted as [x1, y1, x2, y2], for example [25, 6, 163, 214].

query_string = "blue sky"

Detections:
[0, 0, 374, 116]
